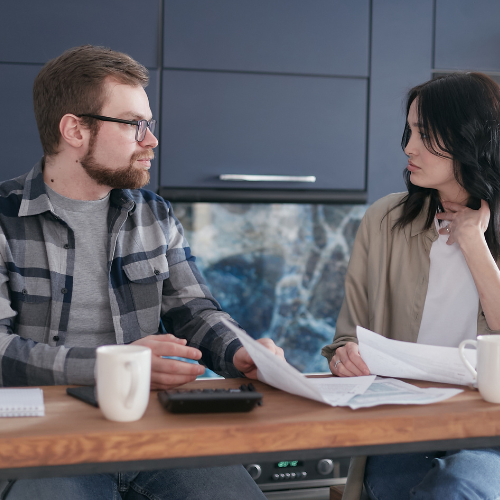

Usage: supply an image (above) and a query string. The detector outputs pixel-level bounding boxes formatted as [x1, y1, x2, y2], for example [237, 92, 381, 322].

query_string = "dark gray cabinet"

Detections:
[367, 0, 433, 203]
[2, 1, 498, 202]
[160, 70, 367, 192]
[435, 0, 500, 72]
[164, 0, 370, 76]
[0, 0, 160, 67]
[0, 64, 43, 180]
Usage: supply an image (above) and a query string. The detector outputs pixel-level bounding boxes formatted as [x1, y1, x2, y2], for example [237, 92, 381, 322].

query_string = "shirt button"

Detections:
[61, 288, 68, 294]
[63, 244, 69, 249]
[53, 335, 59, 341]
[22, 289, 27, 295]
[154, 269, 160, 275]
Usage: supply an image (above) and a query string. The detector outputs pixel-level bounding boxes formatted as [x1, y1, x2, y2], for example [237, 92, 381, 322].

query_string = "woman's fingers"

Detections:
[436, 199, 491, 247]
[330, 342, 370, 377]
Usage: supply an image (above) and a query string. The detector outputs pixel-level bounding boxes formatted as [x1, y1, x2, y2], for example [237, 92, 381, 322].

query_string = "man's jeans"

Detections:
[365, 449, 500, 500]
[4, 465, 266, 500]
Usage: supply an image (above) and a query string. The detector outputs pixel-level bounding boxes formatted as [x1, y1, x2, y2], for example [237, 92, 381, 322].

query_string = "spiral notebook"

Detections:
[0, 388, 45, 417]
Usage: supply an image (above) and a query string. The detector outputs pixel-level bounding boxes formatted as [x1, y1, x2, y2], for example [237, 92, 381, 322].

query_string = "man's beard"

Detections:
[80, 144, 153, 190]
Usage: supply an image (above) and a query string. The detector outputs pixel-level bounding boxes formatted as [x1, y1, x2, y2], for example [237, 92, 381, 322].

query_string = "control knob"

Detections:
[245, 464, 262, 480]
[317, 459, 334, 475]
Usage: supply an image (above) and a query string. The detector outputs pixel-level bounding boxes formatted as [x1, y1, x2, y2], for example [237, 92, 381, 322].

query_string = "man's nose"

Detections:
[139, 127, 158, 149]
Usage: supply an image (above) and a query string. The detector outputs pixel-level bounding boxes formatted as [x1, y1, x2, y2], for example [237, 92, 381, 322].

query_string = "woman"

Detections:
[322, 72, 500, 500]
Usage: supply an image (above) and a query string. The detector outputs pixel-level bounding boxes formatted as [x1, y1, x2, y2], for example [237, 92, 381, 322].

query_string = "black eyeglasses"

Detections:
[78, 114, 156, 142]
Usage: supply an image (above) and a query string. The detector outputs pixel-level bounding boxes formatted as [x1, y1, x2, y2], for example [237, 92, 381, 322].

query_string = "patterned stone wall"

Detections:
[172, 202, 368, 375]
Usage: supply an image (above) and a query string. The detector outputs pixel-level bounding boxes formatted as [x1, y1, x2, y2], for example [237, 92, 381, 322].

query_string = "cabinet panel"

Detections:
[0, 65, 159, 190]
[435, 0, 500, 72]
[160, 71, 367, 191]
[367, 0, 433, 203]
[0, 64, 43, 182]
[0, 0, 159, 67]
[164, 0, 369, 76]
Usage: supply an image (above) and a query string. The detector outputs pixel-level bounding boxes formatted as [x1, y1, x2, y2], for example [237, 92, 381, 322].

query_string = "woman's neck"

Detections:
[438, 185, 470, 206]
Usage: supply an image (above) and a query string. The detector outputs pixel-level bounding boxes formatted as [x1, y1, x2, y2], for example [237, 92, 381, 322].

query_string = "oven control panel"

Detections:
[244, 457, 349, 485]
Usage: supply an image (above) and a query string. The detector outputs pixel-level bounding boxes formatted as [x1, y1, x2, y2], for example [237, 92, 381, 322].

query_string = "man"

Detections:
[0, 45, 283, 499]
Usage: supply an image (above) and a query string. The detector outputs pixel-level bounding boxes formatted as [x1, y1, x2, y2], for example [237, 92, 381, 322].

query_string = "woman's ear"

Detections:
[59, 114, 90, 149]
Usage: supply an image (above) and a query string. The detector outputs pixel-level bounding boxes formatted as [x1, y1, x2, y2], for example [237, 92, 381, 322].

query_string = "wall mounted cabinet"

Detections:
[0, 0, 160, 66]
[435, 0, 500, 72]
[160, 70, 367, 199]
[2, 1, 499, 203]
[0, 65, 43, 181]
[163, 0, 370, 76]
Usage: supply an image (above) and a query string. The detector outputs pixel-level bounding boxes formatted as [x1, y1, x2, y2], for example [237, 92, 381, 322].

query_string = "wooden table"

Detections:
[1, 377, 500, 480]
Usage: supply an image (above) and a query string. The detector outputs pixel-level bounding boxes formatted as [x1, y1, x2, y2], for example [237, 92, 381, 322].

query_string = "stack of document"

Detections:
[222, 319, 463, 409]
[357, 326, 476, 386]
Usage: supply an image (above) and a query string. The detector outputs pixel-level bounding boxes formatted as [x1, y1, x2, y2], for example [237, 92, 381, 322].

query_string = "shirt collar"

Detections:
[409, 195, 438, 239]
[18, 159, 136, 217]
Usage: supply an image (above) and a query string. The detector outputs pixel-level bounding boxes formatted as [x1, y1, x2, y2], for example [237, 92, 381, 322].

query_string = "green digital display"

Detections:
[275, 461, 302, 468]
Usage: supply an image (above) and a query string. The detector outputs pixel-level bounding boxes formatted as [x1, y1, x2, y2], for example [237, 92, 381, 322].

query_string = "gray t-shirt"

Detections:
[46, 185, 116, 347]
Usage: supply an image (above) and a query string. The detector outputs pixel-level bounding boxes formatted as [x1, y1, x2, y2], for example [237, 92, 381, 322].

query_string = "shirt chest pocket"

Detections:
[10, 273, 52, 303]
[122, 255, 169, 334]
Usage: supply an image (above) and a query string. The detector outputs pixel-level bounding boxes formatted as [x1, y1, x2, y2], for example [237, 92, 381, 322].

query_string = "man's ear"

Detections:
[59, 114, 90, 149]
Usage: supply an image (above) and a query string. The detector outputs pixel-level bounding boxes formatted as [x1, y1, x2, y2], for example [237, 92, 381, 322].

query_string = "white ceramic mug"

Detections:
[96, 345, 151, 422]
[459, 336, 500, 403]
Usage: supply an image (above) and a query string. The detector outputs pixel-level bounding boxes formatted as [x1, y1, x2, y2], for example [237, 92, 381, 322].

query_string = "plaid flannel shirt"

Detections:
[0, 161, 243, 387]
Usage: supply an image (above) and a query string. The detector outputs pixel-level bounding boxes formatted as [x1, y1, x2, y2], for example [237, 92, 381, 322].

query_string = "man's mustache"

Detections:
[132, 150, 155, 162]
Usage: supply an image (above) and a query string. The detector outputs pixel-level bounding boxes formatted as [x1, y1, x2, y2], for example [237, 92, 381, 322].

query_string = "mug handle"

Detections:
[124, 360, 140, 409]
[459, 339, 477, 381]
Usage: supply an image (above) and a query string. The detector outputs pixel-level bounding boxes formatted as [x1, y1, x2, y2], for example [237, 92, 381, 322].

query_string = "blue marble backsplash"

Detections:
[172, 202, 368, 375]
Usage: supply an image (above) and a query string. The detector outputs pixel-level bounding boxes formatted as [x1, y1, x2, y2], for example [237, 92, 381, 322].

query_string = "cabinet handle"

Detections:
[219, 174, 316, 182]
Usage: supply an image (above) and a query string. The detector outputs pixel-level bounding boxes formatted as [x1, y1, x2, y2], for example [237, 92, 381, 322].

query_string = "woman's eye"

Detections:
[419, 131, 427, 139]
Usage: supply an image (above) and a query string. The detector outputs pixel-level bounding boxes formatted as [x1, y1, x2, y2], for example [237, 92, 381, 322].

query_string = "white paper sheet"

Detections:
[345, 377, 463, 409]
[221, 319, 375, 406]
[306, 376, 379, 406]
[357, 326, 477, 386]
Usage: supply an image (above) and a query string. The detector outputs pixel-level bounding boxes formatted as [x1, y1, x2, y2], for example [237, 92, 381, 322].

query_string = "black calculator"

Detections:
[157, 384, 262, 414]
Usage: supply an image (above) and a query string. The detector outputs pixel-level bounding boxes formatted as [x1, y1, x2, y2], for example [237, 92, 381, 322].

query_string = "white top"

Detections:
[417, 218, 479, 347]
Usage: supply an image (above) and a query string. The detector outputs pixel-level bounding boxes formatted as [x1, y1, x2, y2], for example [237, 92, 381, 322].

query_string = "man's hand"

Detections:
[329, 341, 370, 377]
[131, 334, 205, 390]
[233, 339, 285, 379]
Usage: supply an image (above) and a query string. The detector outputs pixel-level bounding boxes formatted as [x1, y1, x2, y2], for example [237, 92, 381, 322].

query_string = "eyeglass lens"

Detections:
[137, 120, 156, 141]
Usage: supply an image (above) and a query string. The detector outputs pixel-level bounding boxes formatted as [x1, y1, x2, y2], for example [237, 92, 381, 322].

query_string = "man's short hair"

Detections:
[33, 45, 149, 156]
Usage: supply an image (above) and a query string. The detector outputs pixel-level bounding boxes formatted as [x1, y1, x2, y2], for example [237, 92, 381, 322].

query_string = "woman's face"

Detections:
[404, 100, 466, 202]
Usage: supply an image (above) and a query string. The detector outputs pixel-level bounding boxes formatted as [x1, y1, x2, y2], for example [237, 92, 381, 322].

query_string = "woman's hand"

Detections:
[436, 199, 500, 331]
[436, 200, 490, 249]
[329, 342, 370, 377]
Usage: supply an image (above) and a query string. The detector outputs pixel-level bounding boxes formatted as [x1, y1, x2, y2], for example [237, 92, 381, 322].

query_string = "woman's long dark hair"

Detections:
[394, 72, 500, 260]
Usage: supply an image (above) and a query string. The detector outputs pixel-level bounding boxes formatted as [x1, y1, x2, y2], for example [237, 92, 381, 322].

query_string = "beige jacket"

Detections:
[321, 192, 500, 363]
[322, 192, 500, 500]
